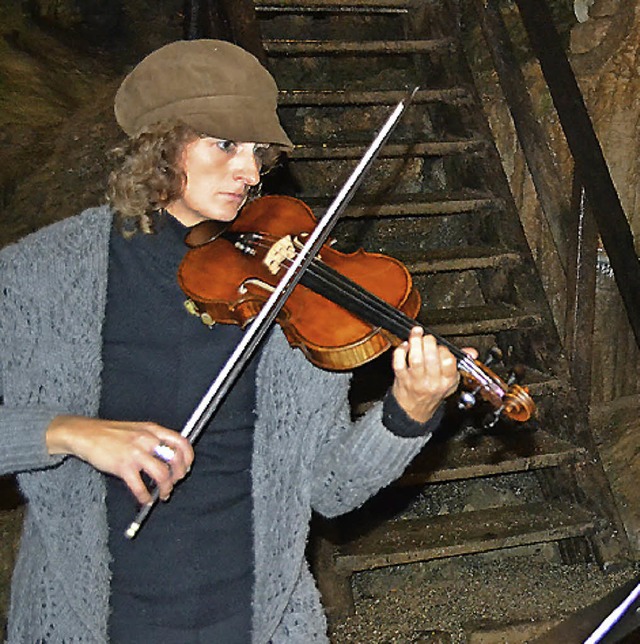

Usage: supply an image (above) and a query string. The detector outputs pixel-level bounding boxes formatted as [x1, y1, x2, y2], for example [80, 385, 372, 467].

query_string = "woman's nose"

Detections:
[235, 145, 261, 186]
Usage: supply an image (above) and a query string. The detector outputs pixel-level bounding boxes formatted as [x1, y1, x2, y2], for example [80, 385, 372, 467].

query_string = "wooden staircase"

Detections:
[252, 0, 630, 617]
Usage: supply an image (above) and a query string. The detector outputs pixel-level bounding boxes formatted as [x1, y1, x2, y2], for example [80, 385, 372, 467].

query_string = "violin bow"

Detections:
[124, 87, 420, 538]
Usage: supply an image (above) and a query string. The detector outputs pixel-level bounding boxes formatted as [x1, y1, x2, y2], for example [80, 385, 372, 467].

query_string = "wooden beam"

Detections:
[512, 0, 640, 348]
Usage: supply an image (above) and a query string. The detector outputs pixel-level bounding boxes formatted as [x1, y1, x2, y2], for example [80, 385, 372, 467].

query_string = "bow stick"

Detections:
[125, 87, 419, 538]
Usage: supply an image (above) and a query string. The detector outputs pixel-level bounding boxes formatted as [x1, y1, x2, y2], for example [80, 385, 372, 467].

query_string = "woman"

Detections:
[0, 39, 465, 642]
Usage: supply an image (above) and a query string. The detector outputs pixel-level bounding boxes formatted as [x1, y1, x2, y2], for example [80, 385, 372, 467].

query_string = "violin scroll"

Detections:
[502, 383, 536, 422]
[458, 356, 535, 423]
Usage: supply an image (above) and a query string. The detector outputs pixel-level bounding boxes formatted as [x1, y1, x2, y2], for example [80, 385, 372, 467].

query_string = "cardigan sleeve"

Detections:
[382, 388, 445, 438]
[308, 366, 438, 518]
[0, 407, 67, 476]
[0, 242, 67, 475]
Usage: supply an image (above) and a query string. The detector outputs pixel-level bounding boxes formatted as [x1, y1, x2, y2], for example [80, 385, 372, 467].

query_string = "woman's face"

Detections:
[166, 137, 265, 227]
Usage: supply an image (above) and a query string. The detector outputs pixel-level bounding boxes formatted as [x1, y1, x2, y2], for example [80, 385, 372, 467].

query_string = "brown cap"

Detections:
[114, 39, 293, 149]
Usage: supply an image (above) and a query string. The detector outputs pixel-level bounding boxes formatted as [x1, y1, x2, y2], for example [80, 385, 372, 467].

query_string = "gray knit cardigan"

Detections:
[0, 207, 432, 643]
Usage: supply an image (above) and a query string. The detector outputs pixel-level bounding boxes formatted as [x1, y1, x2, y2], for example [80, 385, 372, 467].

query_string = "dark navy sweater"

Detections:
[101, 214, 258, 642]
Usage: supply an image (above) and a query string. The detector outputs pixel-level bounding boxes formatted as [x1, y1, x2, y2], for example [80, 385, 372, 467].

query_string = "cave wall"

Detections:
[0, 0, 184, 246]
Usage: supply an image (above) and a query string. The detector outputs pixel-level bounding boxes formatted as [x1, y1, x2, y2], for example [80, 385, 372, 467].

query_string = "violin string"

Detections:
[302, 255, 493, 386]
[239, 232, 485, 378]
[236, 232, 494, 390]
[240, 232, 417, 339]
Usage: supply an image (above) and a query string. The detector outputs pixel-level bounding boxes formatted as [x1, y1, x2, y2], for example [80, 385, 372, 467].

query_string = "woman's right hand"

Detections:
[46, 415, 195, 505]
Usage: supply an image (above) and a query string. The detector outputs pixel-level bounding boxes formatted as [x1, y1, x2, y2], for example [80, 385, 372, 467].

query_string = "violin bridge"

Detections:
[264, 235, 296, 275]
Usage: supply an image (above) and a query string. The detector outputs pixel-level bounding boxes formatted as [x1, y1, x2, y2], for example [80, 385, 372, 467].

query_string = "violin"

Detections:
[178, 194, 535, 424]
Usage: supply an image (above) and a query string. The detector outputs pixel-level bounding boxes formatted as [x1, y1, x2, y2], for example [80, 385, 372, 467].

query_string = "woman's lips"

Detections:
[221, 191, 246, 202]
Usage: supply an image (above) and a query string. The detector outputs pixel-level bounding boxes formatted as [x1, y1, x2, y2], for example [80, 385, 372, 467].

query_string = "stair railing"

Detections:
[466, 0, 640, 404]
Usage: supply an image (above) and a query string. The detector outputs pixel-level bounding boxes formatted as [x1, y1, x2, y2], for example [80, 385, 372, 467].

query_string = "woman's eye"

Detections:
[216, 140, 237, 153]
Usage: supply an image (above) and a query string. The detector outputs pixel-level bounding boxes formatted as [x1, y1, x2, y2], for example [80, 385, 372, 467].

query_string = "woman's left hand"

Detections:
[391, 327, 477, 423]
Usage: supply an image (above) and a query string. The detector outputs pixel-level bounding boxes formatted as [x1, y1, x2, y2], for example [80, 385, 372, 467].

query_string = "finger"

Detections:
[462, 346, 479, 360]
[153, 437, 193, 482]
[151, 441, 190, 486]
[141, 457, 175, 501]
[122, 470, 154, 506]
[142, 424, 194, 477]
[399, 327, 429, 374]
[438, 346, 458, 376]
[392, 340, 410, 375]
[126, 433, 176, 502]
[394, 332, 442, 386]
[406, 328, 427, 371]
[436, 347, 461, 397]
[416, 333, 442, 375]
[153, 442, 176, 464]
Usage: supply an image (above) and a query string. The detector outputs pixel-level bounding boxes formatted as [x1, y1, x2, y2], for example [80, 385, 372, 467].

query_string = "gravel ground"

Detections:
[329, 553, 640, 643]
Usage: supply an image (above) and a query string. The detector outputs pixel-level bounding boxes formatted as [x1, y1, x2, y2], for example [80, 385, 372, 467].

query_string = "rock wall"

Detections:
[572, 0, 640, 242]
[0, 0, 183, 247]
[562, 0, 640, 411]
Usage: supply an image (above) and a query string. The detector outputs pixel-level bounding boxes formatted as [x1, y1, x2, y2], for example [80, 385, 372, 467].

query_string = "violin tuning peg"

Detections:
[507, 364, 526, 385]
[483, 346, 503, 367]
[458, 390, 476, 410]
[482, 408, 503, 429]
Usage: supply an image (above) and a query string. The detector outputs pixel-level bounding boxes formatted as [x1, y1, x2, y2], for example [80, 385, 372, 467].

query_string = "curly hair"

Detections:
[107, 122, 283, 236]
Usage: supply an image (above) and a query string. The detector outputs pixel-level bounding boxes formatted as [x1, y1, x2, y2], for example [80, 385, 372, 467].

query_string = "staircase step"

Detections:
[256, 0, 410, 12]
[265, 38, 453, 56]
[526, 377, 566, 397]
[406, 246, 521, 273]
[332, 501, 597, 572]
[278, 87, 472, 107]
[344, 198, 499, 218]
[399, 430, 586, 486]
[302, 191, 500, 218]
[422, 305, 543, 336]
[292, 139, 488, 159]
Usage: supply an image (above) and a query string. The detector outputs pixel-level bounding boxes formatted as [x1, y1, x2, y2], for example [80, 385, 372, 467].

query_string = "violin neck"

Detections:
[301, 257, 468, 363]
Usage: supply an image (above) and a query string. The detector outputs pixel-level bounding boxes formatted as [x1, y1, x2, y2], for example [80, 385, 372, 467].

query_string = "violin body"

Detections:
[178, 195, 421, 370]
[178, 195, 535, 423]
